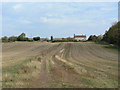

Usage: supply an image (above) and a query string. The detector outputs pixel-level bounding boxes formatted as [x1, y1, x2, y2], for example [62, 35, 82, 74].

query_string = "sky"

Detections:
[2, 2, 118, 38]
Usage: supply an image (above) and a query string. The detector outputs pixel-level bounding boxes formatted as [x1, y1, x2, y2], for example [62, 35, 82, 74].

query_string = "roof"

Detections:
[74, 35, 86, 38]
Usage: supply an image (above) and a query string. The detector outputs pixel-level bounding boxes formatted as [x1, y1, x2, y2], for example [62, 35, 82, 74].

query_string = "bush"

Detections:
[8, 36, 17, 42]
[2, 36, 8, 42]
[33, 37, 40, 41]
[103, 21, 120, 46]
[88, 35, 103, 42]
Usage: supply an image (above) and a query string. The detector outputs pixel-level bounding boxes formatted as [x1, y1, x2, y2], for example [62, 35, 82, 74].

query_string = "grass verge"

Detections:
[2, 56, 41, 88]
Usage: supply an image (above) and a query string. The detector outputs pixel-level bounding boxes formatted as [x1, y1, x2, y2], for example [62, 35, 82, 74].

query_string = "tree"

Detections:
[88, 35, 97, 42]
[24, 37, 30, 41]
[92, 35, 98, 42]
[88, 35, 103, 42]
[33, 37, 40, 41]
[51, 36, 53, 41]
[2, 36, 8, 42]
[88, 35, 93, 41]
[8, 36, 17, 42]
[17, 33, 26, 41]
[102, 21, 120, 46]
[97, 35, 103, 42]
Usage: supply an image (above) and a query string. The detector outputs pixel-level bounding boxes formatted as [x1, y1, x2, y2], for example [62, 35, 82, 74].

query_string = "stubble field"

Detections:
[2, 42, 118, 88]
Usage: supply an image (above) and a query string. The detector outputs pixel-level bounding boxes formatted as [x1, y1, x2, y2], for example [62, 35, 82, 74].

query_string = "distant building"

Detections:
[40, 38, 49, 41]
[54, 38, 62, 40]
[66, 37, 74, 41]
[74, 34, 86, 41]
[29, 38, 33, 41]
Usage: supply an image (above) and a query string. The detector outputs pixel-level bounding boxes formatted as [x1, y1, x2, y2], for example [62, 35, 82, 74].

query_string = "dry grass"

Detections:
[2, 42, 118, 88]
[2, 56, 41, 88]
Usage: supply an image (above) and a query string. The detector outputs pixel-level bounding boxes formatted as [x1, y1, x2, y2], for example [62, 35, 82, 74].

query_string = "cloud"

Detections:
[40, 17, 67, 23]
[13, 4, 23, 10]
[40, 16, 92, 26]
[110, 18, 118, 22]
[46, 14, 53, 17]
[1, 0, 119, 2]
[2, 2, 118, 38]
[20, 20, 31, 24]
[100, 7, 116, 11]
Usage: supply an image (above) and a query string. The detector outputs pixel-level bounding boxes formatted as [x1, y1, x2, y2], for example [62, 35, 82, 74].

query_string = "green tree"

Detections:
[24, 37, 30, 41]
[88, 35, 98, 42]
[97, 35, 103, 42]
[17, 33, 26, 41]
[33, 37, 40, 41]
[88, 35, 93, 41]
[8, 36, 17, 42]
[51, 36, 53, 41]
[103, 21, 120, 46]
[2, 36, 8, 42]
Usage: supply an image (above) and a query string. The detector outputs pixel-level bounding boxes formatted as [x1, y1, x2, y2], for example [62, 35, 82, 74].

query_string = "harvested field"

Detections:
[2, 42, 118, 88]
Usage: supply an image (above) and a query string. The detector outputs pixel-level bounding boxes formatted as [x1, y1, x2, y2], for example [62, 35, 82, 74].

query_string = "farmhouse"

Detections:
[74, 34, 86, 41]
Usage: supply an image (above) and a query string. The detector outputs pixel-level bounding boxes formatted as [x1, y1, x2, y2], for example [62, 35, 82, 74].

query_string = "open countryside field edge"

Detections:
[2, 42, 118, 88]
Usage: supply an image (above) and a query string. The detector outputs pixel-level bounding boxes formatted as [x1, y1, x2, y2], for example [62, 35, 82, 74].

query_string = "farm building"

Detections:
[40, 38, 49, 41]
[54, 38, 62, 40]
[74, 34, 86, 41]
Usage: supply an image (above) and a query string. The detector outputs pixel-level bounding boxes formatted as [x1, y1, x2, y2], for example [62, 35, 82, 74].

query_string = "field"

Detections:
[2, 42, 118, 88]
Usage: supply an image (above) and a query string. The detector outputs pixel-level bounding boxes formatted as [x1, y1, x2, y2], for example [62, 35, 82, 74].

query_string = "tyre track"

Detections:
[29, 42, 118, 88]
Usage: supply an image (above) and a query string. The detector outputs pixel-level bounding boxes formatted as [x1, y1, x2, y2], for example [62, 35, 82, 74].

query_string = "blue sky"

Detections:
[2, 2, 118, 38]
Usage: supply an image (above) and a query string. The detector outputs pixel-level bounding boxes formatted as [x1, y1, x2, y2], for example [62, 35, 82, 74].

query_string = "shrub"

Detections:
[33, 37, 40, 41]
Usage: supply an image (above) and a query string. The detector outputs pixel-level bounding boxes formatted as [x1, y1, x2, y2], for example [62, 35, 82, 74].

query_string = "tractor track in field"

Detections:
[2, 42, 118, 88]
[29, 42, 118, 88]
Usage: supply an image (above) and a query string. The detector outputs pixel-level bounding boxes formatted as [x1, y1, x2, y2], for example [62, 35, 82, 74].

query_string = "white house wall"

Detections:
[75, 37, 86, 41]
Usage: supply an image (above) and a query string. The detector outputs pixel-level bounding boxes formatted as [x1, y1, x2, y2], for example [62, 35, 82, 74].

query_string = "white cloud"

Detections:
[111, 18, 118, 22]
[2, 0, 119, 2]
[20, 20, 31, 24]
[40, 16, 91, 25]
[40, 17, 67, 23]
[13, 4, 23, 10]
[100, 8, 116, 11]
[46, 14, 53, 17]
[101, 20, 107, 25]
[2, 2, 117, 38]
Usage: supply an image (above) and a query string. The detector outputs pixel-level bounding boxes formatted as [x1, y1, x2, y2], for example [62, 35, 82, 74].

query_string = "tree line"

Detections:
[2, 21, 120, 45]
[103, 22, 120, 46]
[1, 33, 40, 42]
[88, 21, 120, 47]
[88, 35, 103, 42]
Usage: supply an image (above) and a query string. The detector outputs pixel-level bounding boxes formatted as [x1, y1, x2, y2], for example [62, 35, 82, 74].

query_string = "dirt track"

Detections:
[2, 42, 118, 88]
